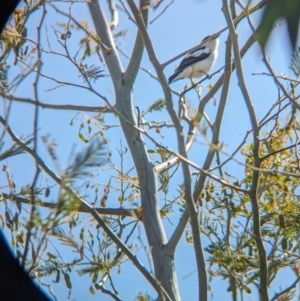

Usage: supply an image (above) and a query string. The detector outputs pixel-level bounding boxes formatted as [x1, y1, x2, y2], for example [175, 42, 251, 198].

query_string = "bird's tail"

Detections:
[168, 70, 180, 84]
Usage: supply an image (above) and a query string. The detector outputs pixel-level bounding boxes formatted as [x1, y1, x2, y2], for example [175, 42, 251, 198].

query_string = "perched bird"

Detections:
[168, 35, 220, 84]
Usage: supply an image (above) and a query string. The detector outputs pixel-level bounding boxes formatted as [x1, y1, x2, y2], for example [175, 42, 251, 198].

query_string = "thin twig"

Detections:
[21, 2, 47, 268]
[7, 96, 112, 113]
[149, 0, 174, 24]
[95, 282, 123, 301]
[270, 275, 300, 301]
[1, 192, 141, 217]
[253, 72, 300, 85]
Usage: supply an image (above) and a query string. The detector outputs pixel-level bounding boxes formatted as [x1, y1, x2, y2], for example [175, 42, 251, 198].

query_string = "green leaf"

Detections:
[78, 132, 87, 143]
[65, 138, 106, 182]
[45, 187, 50, 198]
[79, 64, 108, 83]
[47, 252, 57, 260]
[290, 47, 300, 77]
[92, 271, 98, 283]
[143, 98, 166, 115]
[82, 42, 91, 60]
[281, 238, 288, 250]
[89, 286, 95, 294]
[53, 270, 60, 283]
[279, 214, 285, 229]
[257, 0, 300, 50]
[80, 227, 84, 241]
[63, 271, 72, 289]
[147, 150, 156, 154]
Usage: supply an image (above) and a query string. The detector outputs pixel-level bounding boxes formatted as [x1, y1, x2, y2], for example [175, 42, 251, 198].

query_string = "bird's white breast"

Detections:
[190, 49, 218, 77]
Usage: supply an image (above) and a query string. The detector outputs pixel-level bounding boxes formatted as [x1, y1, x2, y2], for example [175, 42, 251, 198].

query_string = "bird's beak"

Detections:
[212, 33, 220, 40]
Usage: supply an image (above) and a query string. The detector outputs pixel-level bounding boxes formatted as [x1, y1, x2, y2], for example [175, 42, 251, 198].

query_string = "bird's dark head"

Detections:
[202, 34, 220, 43]
[201, 34, 220, 51]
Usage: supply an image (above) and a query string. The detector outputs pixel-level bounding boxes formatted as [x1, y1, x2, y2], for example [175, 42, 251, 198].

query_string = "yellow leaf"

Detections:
[78, 133, 86, 143]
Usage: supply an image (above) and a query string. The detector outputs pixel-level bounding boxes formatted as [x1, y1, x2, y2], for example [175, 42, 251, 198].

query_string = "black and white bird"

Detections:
[168, 35, 220, 84]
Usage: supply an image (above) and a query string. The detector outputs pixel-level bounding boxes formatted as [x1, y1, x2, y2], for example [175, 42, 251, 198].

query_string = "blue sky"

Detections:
[0, 0, 298, 300]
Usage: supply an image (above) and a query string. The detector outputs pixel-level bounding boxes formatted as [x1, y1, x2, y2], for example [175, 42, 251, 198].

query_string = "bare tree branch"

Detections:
[7, 96, 112, 113]
[106, 0, 119, 29]
[126, 1, 208, 300]
[270, 275, 300, 301]
[123, 0, 149, 85]
[1, 192, 140, 217]
[86, 1, 176, 300]
[222, 1, 268, 300]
